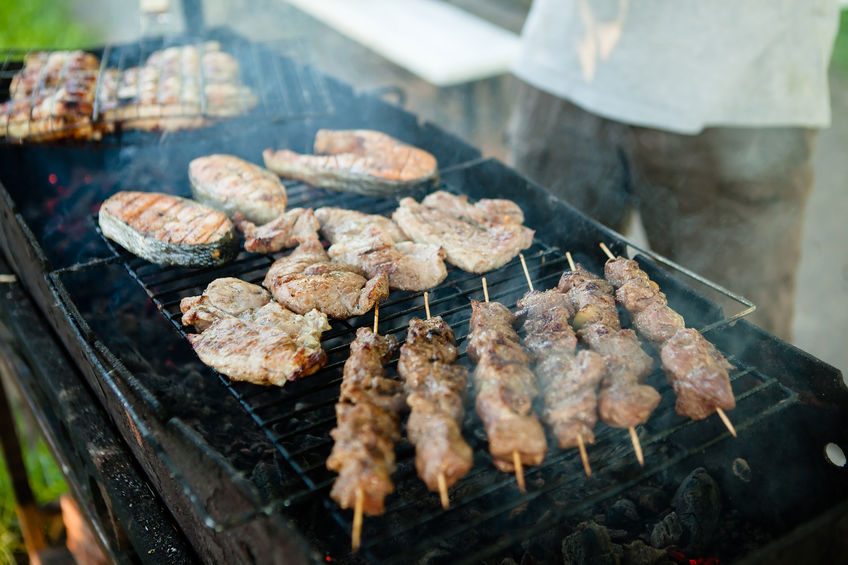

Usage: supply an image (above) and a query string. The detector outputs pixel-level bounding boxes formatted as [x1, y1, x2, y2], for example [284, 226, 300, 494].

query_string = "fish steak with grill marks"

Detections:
[181, 278, 330, 387]
[263, 129, 439, 196]
[98, 191, 238, 267]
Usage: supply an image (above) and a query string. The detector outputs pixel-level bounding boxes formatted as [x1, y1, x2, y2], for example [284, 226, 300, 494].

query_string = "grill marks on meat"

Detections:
[263, 129, 438, 196]
[315, 207, 408, 244]
[558, 264, 660, 428]
[234, 207, 319, 253]
[393, 191, 534, 274]
[98, 191, 238, 267]
[397, 317, 472, 491]
[466, 301, 547, 471]
[327, 328, 405, 515]
[516, 290, 605, 448]
[262, 238, 389, 319]
[189, 154, 287, 224]
[604, 257, 735, 420]
[181, 278, 330, 387]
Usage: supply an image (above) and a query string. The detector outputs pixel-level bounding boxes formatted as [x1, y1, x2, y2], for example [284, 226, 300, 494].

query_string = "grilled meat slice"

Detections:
[660, 329, 736, 420]
[467, 300, 547, 471]
[263, 129, 439, 196]
[328, 328, 404, 515]
[315, 206, 407, 244]
[98, 191, 238, 267]
[327, 225, 447, 291]
[233, 208, 319, 253]
[577, 325, 655, 380]
[398, 317, 472, 490]
[598, 355, 661, 428]
[516, 290, 604, 448]
[189, 154, 287, 224]
[393, 192, 534, 273]
[263, 239, 389, 319]
[180, 277, 271, 331]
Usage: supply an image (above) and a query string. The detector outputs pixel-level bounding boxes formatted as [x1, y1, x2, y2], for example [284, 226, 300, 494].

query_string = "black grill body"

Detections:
[0, 30, 846, 565]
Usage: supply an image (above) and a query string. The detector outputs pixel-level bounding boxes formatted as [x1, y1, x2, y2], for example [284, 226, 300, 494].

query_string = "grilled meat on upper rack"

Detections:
[189, 154, 287, 224]
[466, 300, 547, 471]
[515, 289, 606, 448]
[558, 264, 660, 429]
[393, 191, 534, 274]
[315, 207, 408, 244]
[233, 207, 319, 254]
[604, 256, 735, 420]
[397, 316, 472, 491]
[181, 277, 330, 386]
[98, 191, 238, 267]
[327, 328, 405, 514]
[263, 129, 439, 196]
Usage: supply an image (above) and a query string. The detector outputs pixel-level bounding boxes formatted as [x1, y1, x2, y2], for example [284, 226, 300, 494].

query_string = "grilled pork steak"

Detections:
[315, 207, 408, 244]
[263, 129, 439, 195]
[180, 277, 271, 332]
[393, 191, 534, 274]
[98, 191, 238, 267]
[233, 208, 320, 254]
[189, 154, 287, 224]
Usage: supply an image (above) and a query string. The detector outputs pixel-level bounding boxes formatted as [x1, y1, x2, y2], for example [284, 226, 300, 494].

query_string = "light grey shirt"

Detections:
[513, 0, 839, 134]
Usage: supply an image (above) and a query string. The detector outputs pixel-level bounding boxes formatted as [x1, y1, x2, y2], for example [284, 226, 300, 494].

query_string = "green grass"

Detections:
[0, 0, 102, 49]
[832, 10, 848, 76]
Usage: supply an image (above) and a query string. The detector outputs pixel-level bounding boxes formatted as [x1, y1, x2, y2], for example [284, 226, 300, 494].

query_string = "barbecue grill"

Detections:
[1, 27, 847, 565]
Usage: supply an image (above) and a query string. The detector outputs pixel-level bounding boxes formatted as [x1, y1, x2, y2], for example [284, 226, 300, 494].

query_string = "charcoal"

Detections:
[562, 521, 620, 565]
[630, 486, 668, 515]
[671, 467, 721, 555]
[621, 540, 667, 565]
[649, 512, 681, 548]
[607, 499, 640, 526]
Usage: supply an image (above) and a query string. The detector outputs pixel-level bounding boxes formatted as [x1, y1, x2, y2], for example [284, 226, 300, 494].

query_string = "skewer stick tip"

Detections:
[482, 277, 489, 303]
[437, 472, 450, 510]
[716, 407, 737, 438]
[599, 242, 615, 260]
[576, 434, 592, 477]
[352, 487, 364, 551]
[373, 302, 379, 334]
[629, 427, 645, 467]
[513, 451, 526, 492]
[519, 253, 534, 292]
[565, 251, 575, 272]
[424, 291, 431, 320]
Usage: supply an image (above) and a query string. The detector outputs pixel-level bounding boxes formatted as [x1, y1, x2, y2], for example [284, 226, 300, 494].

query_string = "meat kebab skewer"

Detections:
[516, 254, 601, 476]
[560, 252, 659, 466]
[397, 292, 473, 509]
[599, 243, 737, 437]
[466, 277, 548, 491]
[326, 305, 406, 551]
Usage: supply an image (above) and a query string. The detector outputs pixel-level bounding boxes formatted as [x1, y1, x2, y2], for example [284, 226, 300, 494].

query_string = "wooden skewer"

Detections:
[575, 433, 592, 477]
[352, 487, 364, 551]
[519, 253, 534, 292]
[373, 302, 379, 334]
[571, 250, 643, 465]
[422, 291, 451, 509]
[481, 277, 525, 491]
[597, 242, 737, 438]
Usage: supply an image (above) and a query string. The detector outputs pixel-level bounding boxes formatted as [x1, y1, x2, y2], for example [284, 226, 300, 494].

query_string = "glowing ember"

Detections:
[48, 173, 58, 184]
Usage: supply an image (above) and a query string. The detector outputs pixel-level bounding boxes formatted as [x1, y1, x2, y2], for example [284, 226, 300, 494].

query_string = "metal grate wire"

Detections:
[96, 180, 798, 563]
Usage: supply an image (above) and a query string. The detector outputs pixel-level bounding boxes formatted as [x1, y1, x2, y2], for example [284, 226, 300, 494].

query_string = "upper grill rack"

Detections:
[96, 180, 796, 564]
[0, 33, 333, 143]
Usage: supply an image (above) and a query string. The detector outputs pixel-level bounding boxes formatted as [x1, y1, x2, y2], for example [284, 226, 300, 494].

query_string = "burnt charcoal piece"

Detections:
[671, 467, 722, 556]
[621, 540, 669, 565]
[562, 521, 620, 565]
[607, 498, 640, 527]
[650, 512, 682, 549]
[631, 485, 670, 515]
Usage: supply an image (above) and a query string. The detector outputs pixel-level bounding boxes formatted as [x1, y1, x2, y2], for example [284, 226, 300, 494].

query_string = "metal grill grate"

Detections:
[96, 181, 799, 563]
[0, 33, 333, 143]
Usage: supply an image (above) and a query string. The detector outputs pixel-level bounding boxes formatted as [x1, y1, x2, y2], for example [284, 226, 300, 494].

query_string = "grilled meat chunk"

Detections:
[263, 238, 389, 319]
[604, 256, 735, 420]
[393, 192, 534, 274]
[98, 191, 238, 267]
[189, 154, 287, 224]
[181, 278, 330, 387]
[233, 208, 319, 254]
[660, 329, 736, 420]
[466, 300, 547, 471]
[398, 317, 472, 491]
[328, 328, 404, 515]
[516, 290, 605, 448]
[315, 207, 408, 244]
[263, 129, 439, 196]
[598, 355, 661, 428]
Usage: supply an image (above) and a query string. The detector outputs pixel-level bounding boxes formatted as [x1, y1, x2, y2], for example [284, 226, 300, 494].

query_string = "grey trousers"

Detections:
[508, 81, 816, 340]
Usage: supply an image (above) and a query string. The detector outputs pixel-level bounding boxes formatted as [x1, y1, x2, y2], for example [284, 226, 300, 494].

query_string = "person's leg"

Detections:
[631, 126, 816, 340]
[508, 80, 633, 231]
